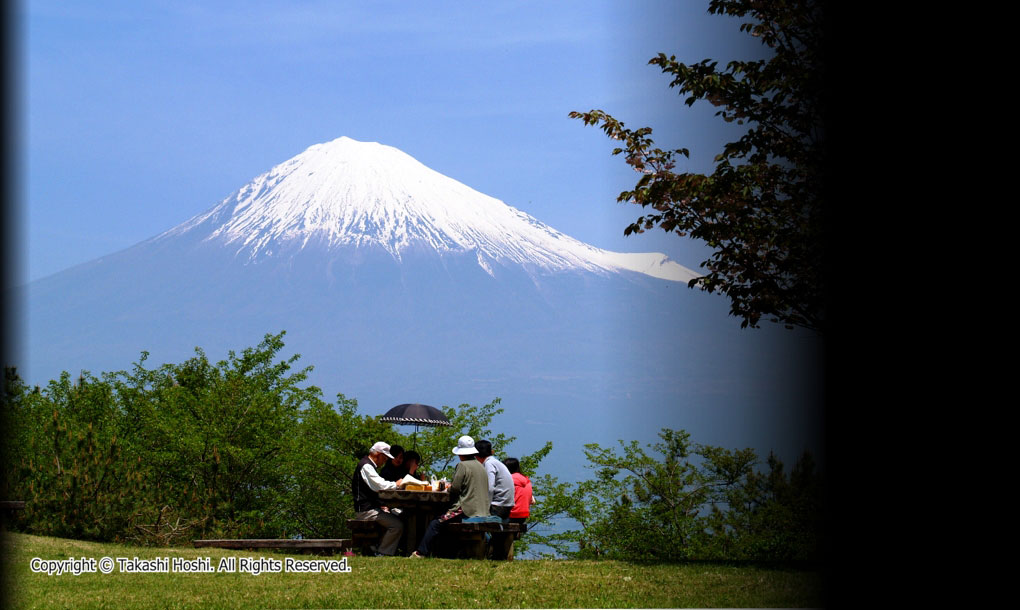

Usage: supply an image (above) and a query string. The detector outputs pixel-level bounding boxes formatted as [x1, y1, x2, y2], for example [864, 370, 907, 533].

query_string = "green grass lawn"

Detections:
[2, 532, 823, 608]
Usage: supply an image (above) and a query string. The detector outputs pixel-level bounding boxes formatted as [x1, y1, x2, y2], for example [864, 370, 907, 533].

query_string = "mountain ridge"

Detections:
[20, 135, 823, 483]
[146, 136, 698, 283]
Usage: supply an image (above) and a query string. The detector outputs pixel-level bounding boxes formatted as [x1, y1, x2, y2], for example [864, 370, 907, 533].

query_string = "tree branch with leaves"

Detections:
[571, 0, 826, 333]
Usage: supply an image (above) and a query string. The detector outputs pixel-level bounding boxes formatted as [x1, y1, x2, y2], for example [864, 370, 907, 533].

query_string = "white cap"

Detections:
[370, 442, 394, 459]
[452, 435, 478, 455]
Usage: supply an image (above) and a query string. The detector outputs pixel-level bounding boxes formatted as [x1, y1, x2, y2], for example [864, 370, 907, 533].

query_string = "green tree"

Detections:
[2, 367, 38, 500]
[115, 331, 320, 538]
[7, 371, 148, 541]
[412, 399, 516, 478]
[532, 428, 823, 562]
[279, 393, 395, 538]
[570, 0, 826, 333]
[696, 449, 824, 561]
[553, 429, 719, 561]
[4, 336, 559, 547]
[518, 472, 577, 558]
[8, 331, 326, 542]
[20, 408, 148, 542]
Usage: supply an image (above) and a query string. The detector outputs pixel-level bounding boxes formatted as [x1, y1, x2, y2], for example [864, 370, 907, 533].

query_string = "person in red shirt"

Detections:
[503, 457, 535, 531]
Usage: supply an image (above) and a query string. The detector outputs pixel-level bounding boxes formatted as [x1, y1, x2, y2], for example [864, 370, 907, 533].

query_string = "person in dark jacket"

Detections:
[379, 444, 405, 481]
[351, 441, 406, 556]
[402, 450, 425, 481]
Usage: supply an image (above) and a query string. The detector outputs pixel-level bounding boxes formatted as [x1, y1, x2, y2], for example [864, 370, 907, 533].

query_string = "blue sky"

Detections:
[18, 0, 767, 283]
[11, 1, 826, 486]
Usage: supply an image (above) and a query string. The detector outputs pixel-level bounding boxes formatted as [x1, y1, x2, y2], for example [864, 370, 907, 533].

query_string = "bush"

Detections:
[2, 333, 552, 544]
[532, 429, 824, 562]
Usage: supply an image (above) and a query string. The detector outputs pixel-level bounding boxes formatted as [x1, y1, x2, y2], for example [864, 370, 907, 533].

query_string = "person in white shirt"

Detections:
[351, 441, 406, 556]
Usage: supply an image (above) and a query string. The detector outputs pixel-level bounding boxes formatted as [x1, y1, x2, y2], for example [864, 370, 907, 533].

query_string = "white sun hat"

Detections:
[452, 435, 478, 455]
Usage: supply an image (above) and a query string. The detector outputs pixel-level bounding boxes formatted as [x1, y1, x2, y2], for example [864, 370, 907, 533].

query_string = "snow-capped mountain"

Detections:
[155, 136, 698, 283]
[17, 134, 828, 497]
[24, 135, 714, 397]
[20, 136, 820, 481]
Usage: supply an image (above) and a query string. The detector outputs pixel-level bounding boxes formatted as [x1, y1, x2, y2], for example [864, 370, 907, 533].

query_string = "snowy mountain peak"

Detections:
[161, 136, 699, 282]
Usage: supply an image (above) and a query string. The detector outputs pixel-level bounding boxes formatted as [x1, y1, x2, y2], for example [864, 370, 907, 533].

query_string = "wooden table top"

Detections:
[378, 489, 451, 506]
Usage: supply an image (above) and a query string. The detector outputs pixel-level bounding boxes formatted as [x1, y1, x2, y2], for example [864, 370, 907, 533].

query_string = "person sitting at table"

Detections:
[402, 450, 424, 481]
[379, 444, 406, 481]
[351, 441, 406, 556]
[410, 435, 489, 558]
[475, 440, 515, 521]
[503, 457, 535, 531]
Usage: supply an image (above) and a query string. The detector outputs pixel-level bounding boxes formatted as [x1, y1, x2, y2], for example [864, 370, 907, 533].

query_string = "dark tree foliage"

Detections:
[530, 429, 823, 563]
[1, 366, 30, 500]
[3, 333, 318, 541]
[570, 0, 826, 333]
[4, 369, 149, 541]
[19, 406, 148, 541]
[697, 449, 824, 561]
[5, 341, 822, 561]
[280, 393, 397, 538]
[413, 399, 518, 478]
[2, 333, 552, 545]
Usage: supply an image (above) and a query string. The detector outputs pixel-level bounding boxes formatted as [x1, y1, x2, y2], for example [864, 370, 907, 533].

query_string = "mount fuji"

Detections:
[166, 136, 699, 283]
[22, 136, 822, 475]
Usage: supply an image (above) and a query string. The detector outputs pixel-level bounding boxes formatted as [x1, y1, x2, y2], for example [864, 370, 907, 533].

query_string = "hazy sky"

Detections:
[18, 0, 767, 283]
[12, 1, 825, 479]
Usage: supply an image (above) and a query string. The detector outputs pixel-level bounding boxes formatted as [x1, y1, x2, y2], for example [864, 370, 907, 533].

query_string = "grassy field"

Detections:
[2, 532, 823, 608]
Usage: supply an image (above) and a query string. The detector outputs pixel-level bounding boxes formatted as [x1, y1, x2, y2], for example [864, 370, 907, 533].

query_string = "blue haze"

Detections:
[15, 2, 823, 497]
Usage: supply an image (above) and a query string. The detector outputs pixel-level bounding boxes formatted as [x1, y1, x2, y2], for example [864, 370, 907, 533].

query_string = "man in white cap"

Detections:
[410, 435, 490, 558]
[351, 441, 406, 556]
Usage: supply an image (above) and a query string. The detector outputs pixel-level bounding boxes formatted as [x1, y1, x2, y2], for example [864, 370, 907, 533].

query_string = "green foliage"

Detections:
[520, 472, 579, 558]
[532, 428, 823, 562]
[279, 393, 394, 537]
[5, 341, 820, 562]
[3, 334, 553, 546]
[3, 332, 324, 541]
[561, 430, 713, 561]
[13, 377, 148, 542]
[2, 367, 37, 499]
[517, 441, 552, 479]
[411, 398, 516, 478]
[570, 0, 826, 333]
[696, 450, 824, 561]
[109, 332, 321, 539]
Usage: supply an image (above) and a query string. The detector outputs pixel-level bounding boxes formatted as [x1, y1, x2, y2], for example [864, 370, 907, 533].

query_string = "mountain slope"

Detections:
[152, 136, 698, 282]
[20, 136, 822, 481]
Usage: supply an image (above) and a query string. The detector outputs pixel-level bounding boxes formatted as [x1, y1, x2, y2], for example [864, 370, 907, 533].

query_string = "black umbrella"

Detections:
[380, 403, 452, 450]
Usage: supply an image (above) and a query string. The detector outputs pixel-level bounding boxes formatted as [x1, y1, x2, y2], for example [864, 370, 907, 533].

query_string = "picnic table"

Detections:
[347, 489, 525, 559]
[377, 488, 451, 553]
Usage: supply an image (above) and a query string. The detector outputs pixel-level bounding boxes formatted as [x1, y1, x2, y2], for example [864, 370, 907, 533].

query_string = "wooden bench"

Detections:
[445, 522, 524, 560]
[0, 501, 26, 529]
[346, 519, 385, 555]
[193, 539, 352, 555]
